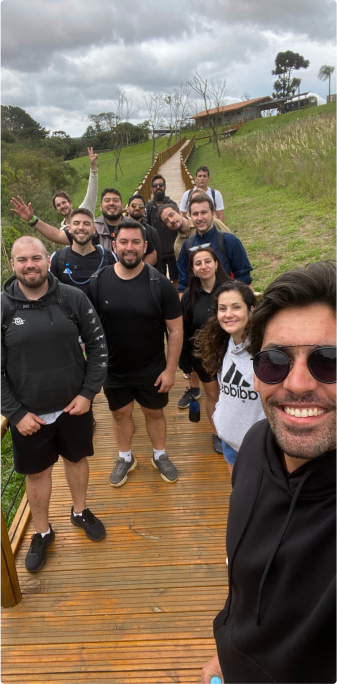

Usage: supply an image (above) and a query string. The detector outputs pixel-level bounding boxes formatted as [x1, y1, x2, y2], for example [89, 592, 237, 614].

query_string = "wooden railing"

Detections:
[1, 416, 23, 608]
[180, 135, 195, 191]
[134, 136, 187, 203]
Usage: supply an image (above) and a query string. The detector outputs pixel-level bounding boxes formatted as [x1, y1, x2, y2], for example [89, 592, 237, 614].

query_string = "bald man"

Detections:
[1, 236, 108, 573]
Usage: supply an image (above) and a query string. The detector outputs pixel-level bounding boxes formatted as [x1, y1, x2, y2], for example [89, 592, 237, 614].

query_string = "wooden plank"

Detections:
[9, 493, 31, 556]
[1, 508, 22, 608]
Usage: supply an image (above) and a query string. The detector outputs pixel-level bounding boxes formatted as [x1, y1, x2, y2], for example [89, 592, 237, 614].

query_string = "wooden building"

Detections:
[191, 96, 272, 128]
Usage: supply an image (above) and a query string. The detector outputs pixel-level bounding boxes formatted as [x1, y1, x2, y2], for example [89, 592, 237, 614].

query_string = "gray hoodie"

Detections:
[213, 337, 265, 452]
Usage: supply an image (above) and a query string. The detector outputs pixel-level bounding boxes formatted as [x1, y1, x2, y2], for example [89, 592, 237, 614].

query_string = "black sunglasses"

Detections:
[152, 183, 165, 188]
[253, 346, 336, 385]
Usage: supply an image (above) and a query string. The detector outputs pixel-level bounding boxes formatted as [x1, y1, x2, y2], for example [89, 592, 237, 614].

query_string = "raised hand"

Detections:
[10, 196, 34, 222]
[87, 146, 98, 170]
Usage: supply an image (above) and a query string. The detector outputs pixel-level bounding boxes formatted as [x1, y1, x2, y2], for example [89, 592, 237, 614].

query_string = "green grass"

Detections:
[68, 137, 174, 212]
[233, 102, 336, 138]
[1, 430, 25, 530]
[188, 136, 336, 292]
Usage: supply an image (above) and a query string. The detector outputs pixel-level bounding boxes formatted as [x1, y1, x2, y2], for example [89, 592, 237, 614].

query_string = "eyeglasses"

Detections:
[189, 243, 211, 252]
[253, 346, 337, 385]
[152, 183, 165, 188]
[130, 203, 145, 209]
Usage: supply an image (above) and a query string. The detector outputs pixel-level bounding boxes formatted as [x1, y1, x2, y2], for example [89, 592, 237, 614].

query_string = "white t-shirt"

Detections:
[180, 187, 224, 213]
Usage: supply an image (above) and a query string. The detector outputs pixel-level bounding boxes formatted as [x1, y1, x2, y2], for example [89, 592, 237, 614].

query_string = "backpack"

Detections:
[184, 230, 230, 267]
[187, 187, 216, 207]
[52, 245, 115, 286]
[1, 282, 81, 334]
[89, 263, 163, 316]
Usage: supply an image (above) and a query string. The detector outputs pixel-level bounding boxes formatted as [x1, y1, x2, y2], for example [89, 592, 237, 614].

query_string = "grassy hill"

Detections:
[69, 137, 172, 212]
[188, 104, 336, 292]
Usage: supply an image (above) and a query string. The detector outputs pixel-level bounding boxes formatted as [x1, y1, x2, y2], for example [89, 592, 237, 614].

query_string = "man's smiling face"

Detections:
[254, 304, 336, 461]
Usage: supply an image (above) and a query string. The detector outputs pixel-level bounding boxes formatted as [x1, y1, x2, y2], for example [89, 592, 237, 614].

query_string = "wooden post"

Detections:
[1, 506, 22, 607]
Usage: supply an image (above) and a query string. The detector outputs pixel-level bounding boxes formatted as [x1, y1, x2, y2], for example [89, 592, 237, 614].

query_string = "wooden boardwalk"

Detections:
[1, 370, 230, 683]
[159, 146, 187, 205]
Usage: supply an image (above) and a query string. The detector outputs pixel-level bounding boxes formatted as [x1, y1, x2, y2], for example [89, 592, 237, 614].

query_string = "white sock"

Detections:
[72, 510, 83, 517]
[38, 527, 50, 538]
[119, 450, 132, 462]
[153, 448, 166, 461]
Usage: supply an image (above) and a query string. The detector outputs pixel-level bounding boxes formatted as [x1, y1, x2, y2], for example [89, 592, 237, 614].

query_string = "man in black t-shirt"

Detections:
[145, 174, 178, 285]
[125, 194, 162, 273]
[88, 218, 183, 487]
[50, 208, 116, 296]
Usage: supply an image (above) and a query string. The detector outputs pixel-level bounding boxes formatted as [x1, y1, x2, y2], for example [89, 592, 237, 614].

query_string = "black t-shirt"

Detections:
[92, 264, 181, 383]
[50, 246, 113, 295]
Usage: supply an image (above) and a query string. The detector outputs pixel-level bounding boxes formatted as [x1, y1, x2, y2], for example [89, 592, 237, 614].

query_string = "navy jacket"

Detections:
[177, 225, 252, 292]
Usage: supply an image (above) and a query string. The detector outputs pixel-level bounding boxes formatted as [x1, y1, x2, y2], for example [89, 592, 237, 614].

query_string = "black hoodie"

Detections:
[214, 419, 336, 683]
[1, 274, 107, 425]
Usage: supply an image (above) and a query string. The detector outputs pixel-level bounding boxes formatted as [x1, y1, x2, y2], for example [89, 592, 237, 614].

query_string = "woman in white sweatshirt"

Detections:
[194, 281, 265, 476]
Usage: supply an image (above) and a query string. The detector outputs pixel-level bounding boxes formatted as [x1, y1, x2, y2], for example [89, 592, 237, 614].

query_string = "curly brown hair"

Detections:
[193, 281, 257, 376]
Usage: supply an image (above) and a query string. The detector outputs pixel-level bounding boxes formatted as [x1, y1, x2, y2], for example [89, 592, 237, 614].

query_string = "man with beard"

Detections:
[201, 261, 336, 684]
[125, 194, 162, 272]
[1, 237, 107, 573]
[145, 175, 179, 286]
[53, 147, 98, 230]
[11, 189, 157, 266]
[49, 209, 116, 296]
[88, 219, 183, 487]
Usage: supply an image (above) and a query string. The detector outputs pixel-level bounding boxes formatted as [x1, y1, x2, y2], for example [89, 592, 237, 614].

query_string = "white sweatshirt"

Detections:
[213, 336, 265, 452]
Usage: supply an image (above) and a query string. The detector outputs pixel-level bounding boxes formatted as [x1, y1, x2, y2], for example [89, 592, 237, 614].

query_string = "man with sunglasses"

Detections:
[125, 194, 162, 272]
[145, 175, 179, 287]
[202, 261, 336, 684]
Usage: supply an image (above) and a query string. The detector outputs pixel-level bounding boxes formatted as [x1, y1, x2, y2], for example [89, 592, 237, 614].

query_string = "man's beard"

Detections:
[15, 270, 48, 289]
[72, 233, 92, 246]
[262, 391, 336, 460]
[154, 190, 165, 202]
[102, 208, 123, 222]
[118, 253, 143, 270]
[129, 210, 142, 221]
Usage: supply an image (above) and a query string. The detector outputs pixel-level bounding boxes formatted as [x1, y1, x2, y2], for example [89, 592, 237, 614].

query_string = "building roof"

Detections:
[191, 96, 272, 119]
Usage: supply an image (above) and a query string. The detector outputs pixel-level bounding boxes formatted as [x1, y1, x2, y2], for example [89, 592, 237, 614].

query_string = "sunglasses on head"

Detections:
[130, 203, 145, 209]
[152, 183, 165, 188]
[189, 243, 211, 252]
[253, 345, 337, 385]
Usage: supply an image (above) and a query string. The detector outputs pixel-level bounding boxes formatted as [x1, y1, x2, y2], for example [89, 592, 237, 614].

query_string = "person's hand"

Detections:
[87, 146, 98, 170]
[10, 196, 34, 221]
[154, 369, 176, 393]
[63, 396, 91, 415]
[201, 653, 223, 683]
[16, 413, 46, 436]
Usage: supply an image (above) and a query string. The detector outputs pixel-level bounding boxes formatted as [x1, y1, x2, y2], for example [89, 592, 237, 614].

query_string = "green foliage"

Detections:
[1, 430, 25, 530]
[1, 104, 49, 140]
[272, 50, 310, 98]
[234, 102, 336, 137]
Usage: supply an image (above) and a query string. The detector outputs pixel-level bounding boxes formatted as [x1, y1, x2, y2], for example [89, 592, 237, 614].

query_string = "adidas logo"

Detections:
[221, 362, 258, 401]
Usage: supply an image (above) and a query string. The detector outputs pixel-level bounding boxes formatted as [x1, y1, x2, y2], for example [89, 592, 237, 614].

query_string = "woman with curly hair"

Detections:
[178, 246, 230, 453]
[193, 280, 265, 476]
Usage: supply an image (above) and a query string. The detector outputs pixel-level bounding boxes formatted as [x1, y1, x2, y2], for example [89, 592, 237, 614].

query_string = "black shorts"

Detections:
[162, 256, 179, 281]
[11, 409, 94, 475]
[191, 356, 217, 384]
[104, 373, 169, 412]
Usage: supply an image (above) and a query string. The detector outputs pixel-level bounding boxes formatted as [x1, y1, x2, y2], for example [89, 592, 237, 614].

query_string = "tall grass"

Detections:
[222, 114, 336, 208]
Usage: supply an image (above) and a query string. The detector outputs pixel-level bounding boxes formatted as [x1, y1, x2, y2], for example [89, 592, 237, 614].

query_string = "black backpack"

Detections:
[1, 282, 81, 333]
[52, 245, 116, 286]
[89, 263, 163, 317]
[184, 230, 230, 267]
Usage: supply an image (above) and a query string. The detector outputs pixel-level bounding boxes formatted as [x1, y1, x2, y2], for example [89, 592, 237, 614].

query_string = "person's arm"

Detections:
[177, 245, 189, 293]
[74, 291, 108, 399]
[154, 315, 183, 393]
[226, 234, 253, 285]
[144, 249, 158, 266]
[143, 229, 156, 264]
[216, 209, 225, 223]
[10, 196, 70, 245]
[79, 147, 98, 216]
[179, 190, 189, 217]
[213, 190, 225, 223]
[201, 653, 224, 683]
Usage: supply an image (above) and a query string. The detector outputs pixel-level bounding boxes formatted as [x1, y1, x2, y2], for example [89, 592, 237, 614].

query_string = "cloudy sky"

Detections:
[2, 0, 336, 137]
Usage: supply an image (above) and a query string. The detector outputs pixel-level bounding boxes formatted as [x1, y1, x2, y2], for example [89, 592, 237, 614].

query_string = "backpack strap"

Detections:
[1, 294, 15, 332]
[146, 264, 162, 316]
[211, 188, 216, 207]
[215, 230, 230, 267]
[56, 282, 81, 330]
[184, 235, 196, 257]
[89, 264, 111, 312]
[53, 246, 72, 280]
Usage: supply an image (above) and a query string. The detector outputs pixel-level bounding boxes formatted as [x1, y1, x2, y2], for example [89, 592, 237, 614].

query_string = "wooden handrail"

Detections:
[135, 136, 187, 203]
[180, 136, 195, 191]
[1, 416, 22, 607]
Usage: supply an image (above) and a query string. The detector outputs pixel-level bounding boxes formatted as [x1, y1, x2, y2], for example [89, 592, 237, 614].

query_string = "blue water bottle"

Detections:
[210, 677, 222, 684]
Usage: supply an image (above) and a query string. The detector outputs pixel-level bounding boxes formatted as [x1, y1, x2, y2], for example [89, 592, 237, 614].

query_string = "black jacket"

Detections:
[141, 218, 162, 273]
[1, 274, 107, 425]
[145, 196, 177, 258]
[179, 284, 218, 374]
[214, 419, 336, 683]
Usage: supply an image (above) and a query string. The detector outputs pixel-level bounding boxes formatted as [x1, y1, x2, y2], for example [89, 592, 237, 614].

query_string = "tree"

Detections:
[144, 93, 166, 164]
[241, 91, 250, 101]
[1, 105, 49, 140]
[272, 51, 309, 98]
[187, 73, 223, 157]
[209, 79, 227, 126]
[292, 77, 302, 110]
[318, 65, 335, 98]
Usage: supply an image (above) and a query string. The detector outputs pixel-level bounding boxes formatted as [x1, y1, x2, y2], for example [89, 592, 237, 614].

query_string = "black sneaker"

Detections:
[109, 455, 137, 487]
[213, 434, 223, 455]
[25, 526, 55, 573]
[178, 386, 201, 409]
[71, 507, 106, 541]
[151, 454, 178, 483]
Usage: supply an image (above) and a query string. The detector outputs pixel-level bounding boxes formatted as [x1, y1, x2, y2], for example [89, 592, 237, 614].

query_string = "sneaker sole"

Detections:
[109, 457, 138, 487]
[151, 458, 178, 483]
[70, 516, 106, 541]
[177, 402, 190, 410]
[25, 530, 55, 573]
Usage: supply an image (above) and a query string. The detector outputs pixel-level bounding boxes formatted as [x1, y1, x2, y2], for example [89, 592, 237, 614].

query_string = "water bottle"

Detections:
[210, 677, 222, 684]
[189, 390, 200, 423]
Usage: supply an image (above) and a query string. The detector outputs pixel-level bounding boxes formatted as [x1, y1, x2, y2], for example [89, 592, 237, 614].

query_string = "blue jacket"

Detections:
[177, 225, 253, 292]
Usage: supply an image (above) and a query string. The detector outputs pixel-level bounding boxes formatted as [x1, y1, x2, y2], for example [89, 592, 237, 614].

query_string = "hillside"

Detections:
[234, 101, 336, 138]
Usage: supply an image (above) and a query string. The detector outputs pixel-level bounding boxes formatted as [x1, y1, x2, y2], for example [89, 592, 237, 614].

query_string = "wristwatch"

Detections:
[29, 216, 39, 227]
